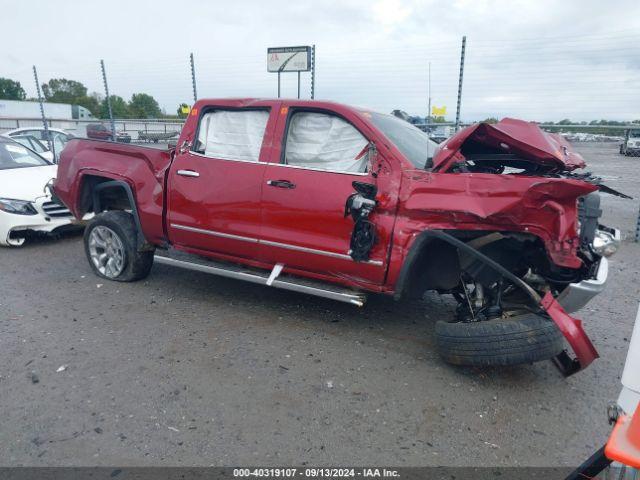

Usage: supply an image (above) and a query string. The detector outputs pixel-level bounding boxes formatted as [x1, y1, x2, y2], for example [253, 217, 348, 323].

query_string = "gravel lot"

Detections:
[1, 143, 639, 467]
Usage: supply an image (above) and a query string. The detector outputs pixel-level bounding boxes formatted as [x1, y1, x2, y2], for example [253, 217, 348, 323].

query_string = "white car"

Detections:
[0, 136, 76, 246]
[2, 133, 55, 162]
[4, 127, 75, 162]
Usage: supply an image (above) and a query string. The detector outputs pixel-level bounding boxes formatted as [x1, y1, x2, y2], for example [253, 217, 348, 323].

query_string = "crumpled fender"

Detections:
[398, 170, 597, 269]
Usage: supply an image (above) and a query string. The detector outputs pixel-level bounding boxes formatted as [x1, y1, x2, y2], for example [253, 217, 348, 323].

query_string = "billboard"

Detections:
[267, 46, 311, 72]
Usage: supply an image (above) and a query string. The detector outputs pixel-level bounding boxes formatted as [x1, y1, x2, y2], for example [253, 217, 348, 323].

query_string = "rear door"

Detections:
[259, 107, 395, 285]
[166, 105, 277, 259]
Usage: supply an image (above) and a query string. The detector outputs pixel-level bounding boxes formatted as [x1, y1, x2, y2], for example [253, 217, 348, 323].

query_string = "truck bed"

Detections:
[54, 138, 174, 245]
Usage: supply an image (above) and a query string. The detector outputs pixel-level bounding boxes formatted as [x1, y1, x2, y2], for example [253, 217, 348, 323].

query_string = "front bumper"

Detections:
[625, 148, 640, 155]
[0, 196, 78, 246]
[557, 227, 620, 313]
[557, 256, 609, 313]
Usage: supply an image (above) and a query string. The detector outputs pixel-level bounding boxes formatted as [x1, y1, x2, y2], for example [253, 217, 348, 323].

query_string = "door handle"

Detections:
[177, 169, 200, 177]
[267, 179, 296, 189]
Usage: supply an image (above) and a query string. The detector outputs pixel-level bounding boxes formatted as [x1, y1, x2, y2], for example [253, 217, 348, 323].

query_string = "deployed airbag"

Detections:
[285, 112, 368, 173]
[197, 110, 269, 162]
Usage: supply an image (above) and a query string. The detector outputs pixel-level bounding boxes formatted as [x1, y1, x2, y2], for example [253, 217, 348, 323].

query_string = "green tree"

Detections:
[128, 93, 161, 118]
[40, 78, 101, 117]
[0, 78, 27, 100]
[100, 95, 130, 119]
[41, 78, 88, 104]
[81, 92, 102, 118]
[481, 117, 499, 124]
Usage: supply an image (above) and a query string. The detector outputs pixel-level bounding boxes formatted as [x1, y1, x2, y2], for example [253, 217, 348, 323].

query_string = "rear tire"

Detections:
[435, 313, 564, 367]
[84, 211, 154, 282]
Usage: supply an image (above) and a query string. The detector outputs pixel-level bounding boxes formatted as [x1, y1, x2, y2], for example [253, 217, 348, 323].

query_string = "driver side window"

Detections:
[284, 112, 369, 173]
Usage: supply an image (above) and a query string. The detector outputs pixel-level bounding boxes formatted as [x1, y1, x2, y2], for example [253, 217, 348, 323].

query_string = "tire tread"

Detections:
[435, 314, 564, 367]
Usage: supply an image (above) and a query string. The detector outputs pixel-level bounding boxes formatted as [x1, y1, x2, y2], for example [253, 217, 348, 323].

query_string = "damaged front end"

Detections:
[398, 118, 627, 376]
[416, 230, 600, 376]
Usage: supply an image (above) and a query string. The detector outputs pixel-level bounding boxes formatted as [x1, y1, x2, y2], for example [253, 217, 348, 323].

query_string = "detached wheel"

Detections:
[435, 313, 564, 367]
[84, 211, 154, 282]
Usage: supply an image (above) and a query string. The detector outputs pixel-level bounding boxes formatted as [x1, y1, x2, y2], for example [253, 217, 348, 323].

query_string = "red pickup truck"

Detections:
[53, 98, 622, 375]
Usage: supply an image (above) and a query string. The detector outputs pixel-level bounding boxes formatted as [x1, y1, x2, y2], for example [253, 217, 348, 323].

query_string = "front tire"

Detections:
[84, 211, 154, 282]
[435, 313, 564, 367]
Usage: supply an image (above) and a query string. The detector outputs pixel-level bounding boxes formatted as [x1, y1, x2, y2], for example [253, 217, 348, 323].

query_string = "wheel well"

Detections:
[399, 237, 460, 299]
[79, 175, 133, 215]
[80, 175, 151, 251]
[396, 230, 549, 300]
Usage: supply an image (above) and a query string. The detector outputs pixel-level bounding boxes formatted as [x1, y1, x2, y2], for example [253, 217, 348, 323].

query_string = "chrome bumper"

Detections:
[557, 256, 609, 313]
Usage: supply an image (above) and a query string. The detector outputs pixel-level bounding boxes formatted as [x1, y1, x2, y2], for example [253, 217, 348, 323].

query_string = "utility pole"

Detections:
[310, 44, 316, 100]
[636, 204, 640, 242]
[32, 66, 55, 159]
[427, 61, 431, 125]
[455, 36, 466, 131]
[100, 60, 116, 141]
[190, 52, 198, 102]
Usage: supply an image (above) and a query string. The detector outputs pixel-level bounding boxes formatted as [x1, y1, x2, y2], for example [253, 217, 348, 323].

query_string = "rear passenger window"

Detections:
[284, 112, 369, 173]
[194, 110, 269, 162]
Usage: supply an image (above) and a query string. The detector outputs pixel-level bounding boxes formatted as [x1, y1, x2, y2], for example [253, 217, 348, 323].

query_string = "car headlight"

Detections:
[0, 198, 38, 215]
[592, 229, 620, 257]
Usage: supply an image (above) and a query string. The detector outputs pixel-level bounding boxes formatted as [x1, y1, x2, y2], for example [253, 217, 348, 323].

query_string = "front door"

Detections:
[167, 106, 276, 259]
[260, 109, 394, 285]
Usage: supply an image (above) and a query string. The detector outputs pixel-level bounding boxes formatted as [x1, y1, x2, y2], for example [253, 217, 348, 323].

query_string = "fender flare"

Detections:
[92, 180, 146, 249]
[393, 231, 437, 300]
[394, 229, 540, 302]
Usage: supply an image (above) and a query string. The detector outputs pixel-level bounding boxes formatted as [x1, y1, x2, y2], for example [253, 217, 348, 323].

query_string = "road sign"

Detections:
[268, 46, 311, 72]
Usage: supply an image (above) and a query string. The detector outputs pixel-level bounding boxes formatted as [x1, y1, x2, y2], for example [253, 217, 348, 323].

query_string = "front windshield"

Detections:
[368, 112, 439, 169]
[0, 140, 51, 170]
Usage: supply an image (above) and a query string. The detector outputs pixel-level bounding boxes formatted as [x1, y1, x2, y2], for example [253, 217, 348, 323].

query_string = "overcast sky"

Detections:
[2, 0, 639, 121]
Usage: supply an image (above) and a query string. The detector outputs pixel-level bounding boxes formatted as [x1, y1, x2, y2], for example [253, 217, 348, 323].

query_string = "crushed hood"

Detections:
[432, 118, 586, 173]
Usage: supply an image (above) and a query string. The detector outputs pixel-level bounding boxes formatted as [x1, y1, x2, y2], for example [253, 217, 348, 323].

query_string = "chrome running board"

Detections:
[154, 253, 367, 307]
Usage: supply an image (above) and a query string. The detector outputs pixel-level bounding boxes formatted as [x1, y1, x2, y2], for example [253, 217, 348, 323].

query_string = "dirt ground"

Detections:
[1, 142, 639, 467]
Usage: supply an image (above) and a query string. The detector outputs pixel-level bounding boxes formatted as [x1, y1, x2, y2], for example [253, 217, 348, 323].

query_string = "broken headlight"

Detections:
[592, 229, 620, 257]
[0, 198, 38, 215]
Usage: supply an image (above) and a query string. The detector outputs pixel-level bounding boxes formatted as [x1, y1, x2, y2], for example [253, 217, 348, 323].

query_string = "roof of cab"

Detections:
[192, 97, 369, 115]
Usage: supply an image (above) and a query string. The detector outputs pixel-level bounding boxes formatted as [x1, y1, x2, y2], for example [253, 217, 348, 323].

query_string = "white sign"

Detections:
[267, 46, 311, 73]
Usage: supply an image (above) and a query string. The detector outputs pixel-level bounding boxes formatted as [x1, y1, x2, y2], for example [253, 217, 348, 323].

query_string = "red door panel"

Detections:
[167, 153, 266, 258]
[258, 104, 400, 286]
[260, 165, 390, 285]
[166, 105, 278, 259]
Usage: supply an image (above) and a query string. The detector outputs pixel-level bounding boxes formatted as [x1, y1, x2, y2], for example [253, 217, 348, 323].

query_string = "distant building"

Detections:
[0, 99, 94, 120]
